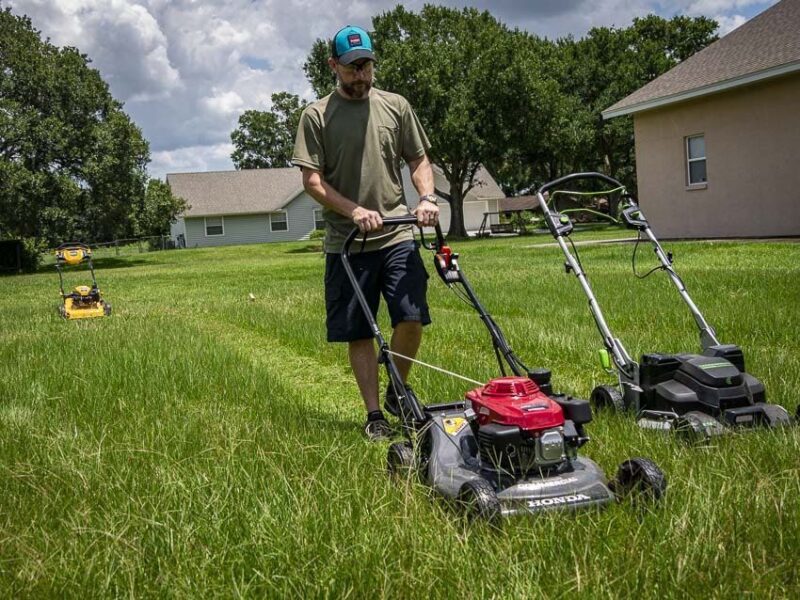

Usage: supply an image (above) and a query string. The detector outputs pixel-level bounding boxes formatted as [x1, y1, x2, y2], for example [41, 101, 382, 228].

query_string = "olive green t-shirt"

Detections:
[292, 88, 431, 253]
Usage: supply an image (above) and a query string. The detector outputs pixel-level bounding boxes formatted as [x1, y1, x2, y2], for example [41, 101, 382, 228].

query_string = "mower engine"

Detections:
[69, 285, 101, 303]
[466, 377, 588, 476]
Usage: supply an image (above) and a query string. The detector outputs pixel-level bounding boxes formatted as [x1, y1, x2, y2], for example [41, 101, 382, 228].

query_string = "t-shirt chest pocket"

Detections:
[378, 125, 400, 160]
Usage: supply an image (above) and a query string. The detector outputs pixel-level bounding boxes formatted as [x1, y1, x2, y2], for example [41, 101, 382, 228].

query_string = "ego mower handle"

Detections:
[537, 172, 625, 196]
[534, 173, 638, 378]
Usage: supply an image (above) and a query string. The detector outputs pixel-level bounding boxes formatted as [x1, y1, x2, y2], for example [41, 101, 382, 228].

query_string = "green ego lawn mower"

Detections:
[342, 215, 666, 521]
[535, 172, 794, 441]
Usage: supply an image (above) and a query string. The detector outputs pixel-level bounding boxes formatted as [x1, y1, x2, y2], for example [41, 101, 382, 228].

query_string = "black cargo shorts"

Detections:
[324, 240, 431, 342]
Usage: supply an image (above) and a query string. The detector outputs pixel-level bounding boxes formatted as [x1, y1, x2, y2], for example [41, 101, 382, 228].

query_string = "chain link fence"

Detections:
[36, 235, 182, 268]
[89, 235, 179, 256]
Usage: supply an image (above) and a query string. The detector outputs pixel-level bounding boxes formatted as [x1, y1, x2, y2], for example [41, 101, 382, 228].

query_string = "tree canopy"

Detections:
[303, 39, 336, 99]
[372, 5, 570, 237]
[138, 179, 189, 238]
[554, 15, 718, 190]
[230, 92, 308, 169]
[0, 7, 184, 257]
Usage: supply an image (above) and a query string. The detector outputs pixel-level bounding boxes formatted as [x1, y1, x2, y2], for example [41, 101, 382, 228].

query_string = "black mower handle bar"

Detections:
[538, 172, 625, 195]
[381, 215, 420, 226]
[343, 214, 420, 255]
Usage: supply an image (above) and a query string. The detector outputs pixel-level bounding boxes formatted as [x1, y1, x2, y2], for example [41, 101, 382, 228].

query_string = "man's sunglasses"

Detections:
[337, 60, 375, 74]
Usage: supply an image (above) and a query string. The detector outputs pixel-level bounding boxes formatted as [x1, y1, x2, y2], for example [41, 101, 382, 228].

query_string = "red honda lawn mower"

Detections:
[342, 215, 667, 521]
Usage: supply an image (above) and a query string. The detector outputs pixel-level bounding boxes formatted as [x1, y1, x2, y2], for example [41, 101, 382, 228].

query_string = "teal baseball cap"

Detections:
[332, 25, 375, 65]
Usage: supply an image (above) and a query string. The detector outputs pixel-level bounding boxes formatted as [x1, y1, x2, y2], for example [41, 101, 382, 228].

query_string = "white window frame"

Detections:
[204, 216, 224, 237]
[269, 211, 289, 232]
[313, 208, 325, 230]
[686, 134, 707, 186]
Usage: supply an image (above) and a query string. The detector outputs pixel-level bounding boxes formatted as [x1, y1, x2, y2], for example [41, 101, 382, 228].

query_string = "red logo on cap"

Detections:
[347, 34, 362, 47]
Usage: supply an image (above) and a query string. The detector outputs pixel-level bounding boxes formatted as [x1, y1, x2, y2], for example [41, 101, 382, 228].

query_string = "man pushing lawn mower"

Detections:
[292, 25, 440, 441]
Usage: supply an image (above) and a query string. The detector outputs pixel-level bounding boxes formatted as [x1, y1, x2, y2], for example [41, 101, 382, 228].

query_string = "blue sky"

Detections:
[5, 1, 779, 179]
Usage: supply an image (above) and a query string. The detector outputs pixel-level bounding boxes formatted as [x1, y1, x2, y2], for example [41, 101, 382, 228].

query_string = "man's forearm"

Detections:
[408, 155, 434, 197]
[302, 167, 384, 232]
[302, 169, 360, 218]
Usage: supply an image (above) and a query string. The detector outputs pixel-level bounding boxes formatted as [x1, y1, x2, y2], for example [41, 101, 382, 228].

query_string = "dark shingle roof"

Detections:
[166, 168, 303, 217]
[168, 164, 505, 218]
[604, 0, 800, 118]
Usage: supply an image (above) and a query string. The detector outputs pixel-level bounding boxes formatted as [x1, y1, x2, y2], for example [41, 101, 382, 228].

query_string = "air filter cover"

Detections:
[466, 376, 564, 432]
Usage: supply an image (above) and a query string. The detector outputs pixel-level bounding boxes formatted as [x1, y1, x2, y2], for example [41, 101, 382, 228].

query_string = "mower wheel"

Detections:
[103, 302, 112, 316]
[387, 442, 414, 478]
[758, 403, 792, 427]
[457, 479, 501, 523]
[610, 457, 666, 504]
[58, 305, 67, 319]
[591, 385, 624, 412]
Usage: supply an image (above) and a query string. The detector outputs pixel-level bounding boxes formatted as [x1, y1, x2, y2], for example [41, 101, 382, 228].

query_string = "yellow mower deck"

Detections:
[60, 296, 111, 320]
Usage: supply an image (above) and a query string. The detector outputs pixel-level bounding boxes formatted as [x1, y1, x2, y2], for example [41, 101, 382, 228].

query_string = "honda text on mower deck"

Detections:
[342, 216, 666, 521]
[535, 172, 793, 441]
[55, 243, 112, 320]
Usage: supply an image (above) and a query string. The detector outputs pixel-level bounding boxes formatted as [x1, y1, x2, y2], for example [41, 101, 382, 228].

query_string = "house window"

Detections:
[205, 216, 224, 236]
[313, 208, 325, 230]
[686, 134, 707, 185]
[270, 211, 288, 232]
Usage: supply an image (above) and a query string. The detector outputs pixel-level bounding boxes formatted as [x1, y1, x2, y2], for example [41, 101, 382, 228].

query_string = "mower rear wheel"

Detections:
[591, 385, 624, 412]
[757, 403, 792, 427]
[611, 457, 667, 504]
[386, 442, 414, 478]
[457, 479, 501, 523]
[103, 302, 112, 316]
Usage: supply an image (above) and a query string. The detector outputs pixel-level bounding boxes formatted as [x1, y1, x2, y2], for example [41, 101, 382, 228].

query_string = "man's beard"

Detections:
[340, 78, 372, 99]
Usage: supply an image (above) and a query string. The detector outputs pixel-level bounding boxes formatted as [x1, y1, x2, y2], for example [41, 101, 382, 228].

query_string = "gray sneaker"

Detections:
[364, 417, 393, 442]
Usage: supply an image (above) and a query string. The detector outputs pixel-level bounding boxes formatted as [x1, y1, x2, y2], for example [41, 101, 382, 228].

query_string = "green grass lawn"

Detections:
[1, 232, 799, 597]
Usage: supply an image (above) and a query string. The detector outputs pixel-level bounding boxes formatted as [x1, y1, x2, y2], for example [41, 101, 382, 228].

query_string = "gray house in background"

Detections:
[603, 0, 800, 239]
[168, 165, 504, 248]
[167, 168, 318, 248]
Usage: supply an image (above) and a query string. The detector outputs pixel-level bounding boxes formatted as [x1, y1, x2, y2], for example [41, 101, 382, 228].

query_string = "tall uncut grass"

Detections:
[1, 232, 798, 597]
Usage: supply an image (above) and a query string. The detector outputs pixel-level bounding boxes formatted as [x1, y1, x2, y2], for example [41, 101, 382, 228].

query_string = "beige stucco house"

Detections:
[603, 0, 800, 239]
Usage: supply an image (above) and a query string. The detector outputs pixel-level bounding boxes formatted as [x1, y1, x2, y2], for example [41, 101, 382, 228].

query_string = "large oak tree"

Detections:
[0, 7, 171, 248]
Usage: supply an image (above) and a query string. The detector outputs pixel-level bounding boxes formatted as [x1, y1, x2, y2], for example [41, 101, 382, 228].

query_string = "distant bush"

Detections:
[21, 238, 43, 271]
[0, 238, 42, 273]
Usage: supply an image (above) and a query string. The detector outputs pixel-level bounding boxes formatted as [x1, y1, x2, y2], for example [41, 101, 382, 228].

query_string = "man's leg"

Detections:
[390, 320, 422, 382]
[348, 337, 379, 412]
[382, 242, 431, 418]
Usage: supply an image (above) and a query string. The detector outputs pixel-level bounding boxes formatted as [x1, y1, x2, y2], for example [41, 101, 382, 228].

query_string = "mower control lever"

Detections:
[621, 202, 648, 230]
[545, 211, 574, 238]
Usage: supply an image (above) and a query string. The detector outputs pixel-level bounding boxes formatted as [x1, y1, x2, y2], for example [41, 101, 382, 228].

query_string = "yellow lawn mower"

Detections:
[55, 243, 111, 319]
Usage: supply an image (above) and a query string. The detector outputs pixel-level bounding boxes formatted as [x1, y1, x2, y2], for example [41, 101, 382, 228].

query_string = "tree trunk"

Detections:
[447, 180, 468, 238]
